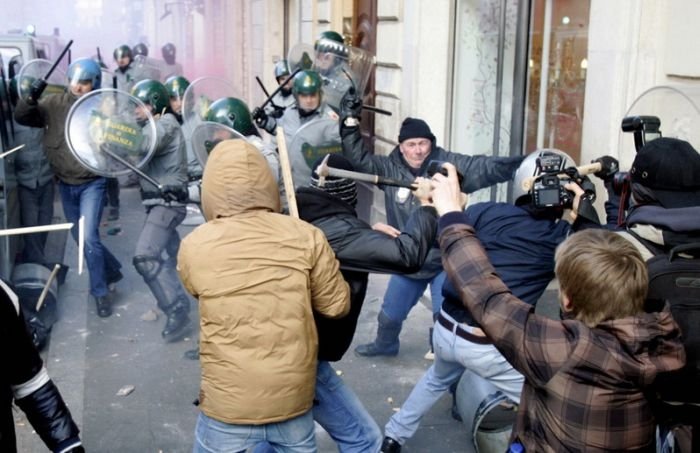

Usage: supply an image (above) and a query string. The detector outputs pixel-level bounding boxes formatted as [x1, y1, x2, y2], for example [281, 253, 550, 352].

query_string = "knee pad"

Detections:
[133, 255, 162, 281]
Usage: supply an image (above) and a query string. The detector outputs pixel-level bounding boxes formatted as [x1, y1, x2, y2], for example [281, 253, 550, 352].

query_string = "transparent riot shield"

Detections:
[17, 59, 67, 99]
[181, 76, 240, 136]
[288, 117, 342, 188]
[619, 85, 700, 161]
[287, 43, 316, 73]
[190, 122, 246, 168]
[131, 55, 163, 84]
[65, 88, 157, 178]
[181, 76, 240, 177]
[313, 39, 375, 111]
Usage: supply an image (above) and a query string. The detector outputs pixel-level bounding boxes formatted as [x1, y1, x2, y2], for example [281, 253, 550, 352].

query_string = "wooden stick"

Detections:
[78, 216, 85, 275]
[36, 264, 61, 312]
[276, 127, 299, 218]
[0, 144, 25, 159]
[0, 222, 73, 236]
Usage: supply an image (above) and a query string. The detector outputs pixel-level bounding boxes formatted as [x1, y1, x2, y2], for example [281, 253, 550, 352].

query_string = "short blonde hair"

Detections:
[555, 229, 648, 327]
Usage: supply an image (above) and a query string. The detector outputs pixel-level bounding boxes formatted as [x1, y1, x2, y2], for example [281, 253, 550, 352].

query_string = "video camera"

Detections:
[532, 154, 595, 209]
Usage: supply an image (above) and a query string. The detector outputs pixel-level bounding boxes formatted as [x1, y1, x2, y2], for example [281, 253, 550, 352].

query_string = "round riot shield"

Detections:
[17, 59, 67, 99]
[181, 76, 240, 137]
[288, 117, 342, 188]
[313, 40, 375, 111]
[131, 55, 164, 85]
[65, 88, 157, 177]
[190, 122, 246, 168]
[288, 43, 316, 73]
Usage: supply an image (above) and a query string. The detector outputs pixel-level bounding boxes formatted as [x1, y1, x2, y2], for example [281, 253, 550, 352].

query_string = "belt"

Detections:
[437, 312, 490, 345]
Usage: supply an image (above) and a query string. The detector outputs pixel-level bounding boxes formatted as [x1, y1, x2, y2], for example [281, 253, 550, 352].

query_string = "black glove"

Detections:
[252, 107, 268, 128]
[27, 78, 48, 104]
[270, 104, 285, 119]
[592, 156, 619, 181]
[161, 185, 188, 203]
[340, 87, 363, 120]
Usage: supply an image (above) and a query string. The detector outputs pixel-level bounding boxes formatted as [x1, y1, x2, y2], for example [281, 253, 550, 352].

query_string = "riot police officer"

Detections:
[113, 44, 135, 92]
[130, 79, 192, 342]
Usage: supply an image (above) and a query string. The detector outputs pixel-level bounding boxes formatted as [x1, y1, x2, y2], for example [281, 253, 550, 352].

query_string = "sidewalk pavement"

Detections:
[14, 186, 485, 452]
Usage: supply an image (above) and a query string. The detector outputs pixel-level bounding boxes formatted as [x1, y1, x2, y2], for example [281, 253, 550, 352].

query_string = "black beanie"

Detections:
[310, 154, 358, 207]
[398, 117, 435, 143]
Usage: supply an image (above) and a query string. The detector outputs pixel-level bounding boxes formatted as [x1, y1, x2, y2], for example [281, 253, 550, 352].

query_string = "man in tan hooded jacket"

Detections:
[178, 139, 350, 452]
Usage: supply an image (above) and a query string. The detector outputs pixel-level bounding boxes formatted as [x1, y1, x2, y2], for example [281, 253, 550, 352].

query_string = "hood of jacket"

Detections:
[201, 139, 280, 221]
[596, 304, 685, 386]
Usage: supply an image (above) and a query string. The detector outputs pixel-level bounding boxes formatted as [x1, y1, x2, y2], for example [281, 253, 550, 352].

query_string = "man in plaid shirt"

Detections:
[430, 163, 686, 452]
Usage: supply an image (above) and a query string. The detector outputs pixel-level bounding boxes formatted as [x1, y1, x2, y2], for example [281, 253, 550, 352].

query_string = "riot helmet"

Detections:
[292, 70, 323, 116]
[113, 45, 133, 61]
[164, 75, 189, 116]
[162, 43, 176, 65]
[205, 97, 257, 137]
[67, 58, 102, 93]
[314, 31, 346, 52]
[131, 79, 170, 115]
[512, 148, 575, 206]
[274, 60, 291, 81]
[274, 60, 292, 96]
[133, 43, 149, 57]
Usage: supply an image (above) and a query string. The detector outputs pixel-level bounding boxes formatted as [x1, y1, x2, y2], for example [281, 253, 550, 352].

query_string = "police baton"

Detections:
[258, 67, 302, 111]
[44, 39, 74, 81]
[99, 145, 163, 190]
[255, 76, 283, 111]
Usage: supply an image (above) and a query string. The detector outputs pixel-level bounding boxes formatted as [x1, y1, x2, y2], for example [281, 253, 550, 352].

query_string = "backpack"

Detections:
[645, 243, 700, 433]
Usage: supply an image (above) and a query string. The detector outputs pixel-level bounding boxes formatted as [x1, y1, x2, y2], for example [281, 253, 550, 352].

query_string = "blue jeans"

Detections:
[381, 271, 446, 323]
[59, 178, 121, 298]
[193, 410, 316, 453]
[253, 362, 382, 453]
[314, 361, 382, 452]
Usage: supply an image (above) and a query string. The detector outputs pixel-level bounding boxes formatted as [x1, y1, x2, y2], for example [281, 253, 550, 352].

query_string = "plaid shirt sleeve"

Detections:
[438, 212, 578, 386]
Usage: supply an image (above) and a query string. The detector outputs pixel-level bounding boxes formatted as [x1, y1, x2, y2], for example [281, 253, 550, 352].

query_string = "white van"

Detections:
[0, 33, 68, 79]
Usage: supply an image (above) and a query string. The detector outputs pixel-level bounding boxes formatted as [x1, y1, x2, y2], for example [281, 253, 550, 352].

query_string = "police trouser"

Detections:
[133, 205, 188, 313]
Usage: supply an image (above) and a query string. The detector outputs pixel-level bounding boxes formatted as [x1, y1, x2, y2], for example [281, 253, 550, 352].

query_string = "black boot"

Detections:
[95, 295, 112, 318]
[355, 311, 402, 357]
[162, 298, 192, 343]
[380, 437, 401, 453]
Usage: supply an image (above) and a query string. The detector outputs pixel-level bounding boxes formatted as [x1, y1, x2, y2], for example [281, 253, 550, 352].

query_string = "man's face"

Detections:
[316, 52, 336, 71]
[70, 80, 93, 97]
[135, 104, 152, 122]
[297, 92, 320, 112]
[399, 138, 432, 169]
[277, 76, 293, 96]
[117, 56, 131, 70]
[170, 97, 182, 114]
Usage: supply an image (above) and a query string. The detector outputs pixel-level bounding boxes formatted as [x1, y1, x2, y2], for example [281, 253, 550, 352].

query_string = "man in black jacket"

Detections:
[1, 281, 84, 453]
[286, 154, 438, 452]
[339, 92, 523, 357]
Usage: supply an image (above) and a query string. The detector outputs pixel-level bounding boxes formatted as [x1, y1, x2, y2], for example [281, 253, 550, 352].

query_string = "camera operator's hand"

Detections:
[412, 177, 433, 206]
[592, 156, 619, 181]
[564, 181, 600, 225]
[430, 162, 467, 216]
